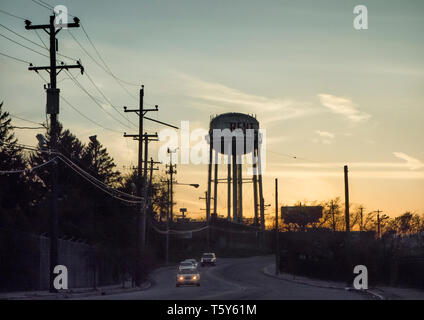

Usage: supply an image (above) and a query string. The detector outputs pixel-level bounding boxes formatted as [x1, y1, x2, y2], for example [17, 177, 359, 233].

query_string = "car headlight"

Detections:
[178, 276, 184, 280]
[192, 275, 197, 280]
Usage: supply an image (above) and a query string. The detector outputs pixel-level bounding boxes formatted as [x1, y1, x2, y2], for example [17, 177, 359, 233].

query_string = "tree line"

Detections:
[0, 102, 169, 285]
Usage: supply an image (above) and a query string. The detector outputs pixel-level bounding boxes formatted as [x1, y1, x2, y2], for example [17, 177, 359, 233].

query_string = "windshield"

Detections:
[180, 262, 193, 267]
[178, 269, 198, 274]
[203, 254, 214, 258]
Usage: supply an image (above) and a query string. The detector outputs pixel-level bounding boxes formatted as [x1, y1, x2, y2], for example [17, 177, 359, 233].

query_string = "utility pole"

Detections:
[376, 210, 382, 238]
[166, 179, 170, 265]
[25, 15, 83, 293]
[330, 200, 336, 232]
[344, 165, 352, 286]
[275, 178, 279, 275]
[344, 165, 350, 233]
[123, 87, 158, 286]
[166, 148, 177, 222]
[199, 191, 210, 250]
[359, 206, 364, 232]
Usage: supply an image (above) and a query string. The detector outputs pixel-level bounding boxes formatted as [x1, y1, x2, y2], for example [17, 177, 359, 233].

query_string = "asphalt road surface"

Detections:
[81, 256, 369, 300]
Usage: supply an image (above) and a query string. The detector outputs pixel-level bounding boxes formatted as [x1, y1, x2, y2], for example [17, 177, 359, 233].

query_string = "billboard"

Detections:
[281, 206, 323, 226]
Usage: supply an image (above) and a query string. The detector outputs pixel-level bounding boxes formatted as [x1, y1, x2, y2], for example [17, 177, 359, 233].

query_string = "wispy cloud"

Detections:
[271, 152, 424, 175]
[313, 130, 335, 144]
[318, 93, 371, 123]
[393, 152, 424, 170]
[264, 170, 424, 180]
[179, 74, 316, 124]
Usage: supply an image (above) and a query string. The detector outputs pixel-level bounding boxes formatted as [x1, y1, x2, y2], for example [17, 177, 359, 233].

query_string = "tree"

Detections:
[82, 137, 121, 186]
[318, 198, 343, 231]
[0, 102, 29, 210]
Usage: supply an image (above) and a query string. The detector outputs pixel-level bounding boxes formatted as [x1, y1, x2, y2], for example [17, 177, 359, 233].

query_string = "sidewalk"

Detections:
[0, 280, 151, 300]
[262, 264, 424, 300]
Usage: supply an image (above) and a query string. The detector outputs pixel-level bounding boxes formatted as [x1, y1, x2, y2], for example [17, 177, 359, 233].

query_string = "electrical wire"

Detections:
[84, 70, 137, 128]
[0, 9, 27, 21]
[0, 51, 32, 64]
[60, 95, 122, 134]
[0, 157, 57, 175]
[0, 32, 49, 59]
[8, 113, 45, 127]
[57, 156, 143, 204]
[57, 152, 143, 200]
[64, 69, 133, 130]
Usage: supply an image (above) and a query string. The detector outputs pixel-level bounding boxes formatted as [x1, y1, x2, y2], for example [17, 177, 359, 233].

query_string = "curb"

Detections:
[262, 265, 384, 300]
[1, 280, 152, 300]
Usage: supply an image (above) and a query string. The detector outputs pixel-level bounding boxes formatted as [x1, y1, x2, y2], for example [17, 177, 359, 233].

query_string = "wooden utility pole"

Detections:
[123, 87, 158, 286]
[376, 209, 382, 238]
[275, 178, 279, 275]
[166, 148, 177, 222]
[25, 15, 83, 292]
[166, 179, 170, 264]
[344, 165, 350, 233]
[199, 191, 210, 250]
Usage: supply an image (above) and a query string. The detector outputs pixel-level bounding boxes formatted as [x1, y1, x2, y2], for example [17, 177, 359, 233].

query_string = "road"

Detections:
[81, 256, 369, 300]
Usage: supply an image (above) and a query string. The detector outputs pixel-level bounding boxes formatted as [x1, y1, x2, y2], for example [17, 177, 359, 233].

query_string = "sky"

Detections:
[1, 0, 423, 220]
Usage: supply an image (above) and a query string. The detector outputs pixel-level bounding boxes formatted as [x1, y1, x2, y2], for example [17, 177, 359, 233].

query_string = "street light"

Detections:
[175, 182, 199, 189]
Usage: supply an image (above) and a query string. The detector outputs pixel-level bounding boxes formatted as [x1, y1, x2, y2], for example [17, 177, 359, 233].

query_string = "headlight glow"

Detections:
[179, 276, 184, 280]
[192, 275, 197, 280]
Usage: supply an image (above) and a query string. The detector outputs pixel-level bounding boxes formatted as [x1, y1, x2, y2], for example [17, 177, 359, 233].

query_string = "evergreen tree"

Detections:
[0, 102, 28, 210]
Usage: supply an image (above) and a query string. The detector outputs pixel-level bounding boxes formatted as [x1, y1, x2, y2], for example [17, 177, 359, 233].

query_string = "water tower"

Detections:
[206, 112, 265, 228]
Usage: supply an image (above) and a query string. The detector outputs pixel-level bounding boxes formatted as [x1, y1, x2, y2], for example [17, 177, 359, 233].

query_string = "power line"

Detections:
[32, 0, 140, 103]
[68, 28, 138, 101]
[80, 23, 139, 87]
[0, 22, 78, 62]
[0, 50, 32, 64]
[57, 156, 143, 204]
[64, 69, 133, 130]
[60, 95, 123, 134]
[0, 9, 27, 21]
[0, 157, 57, 175]
[33, 70, 122, 133]
[268, 149, 342, 168]
[34, 29, 47, 49]
[31, 0, 53, 12]
[57, 152, 143, 200]
[84, 70, 137, 128]
[1, 140, 143, 203]
[0, 32, 50, 59]
[8, 113, 45, 127]
[0, 23, 47, 50]
[12, 126, 45, 130]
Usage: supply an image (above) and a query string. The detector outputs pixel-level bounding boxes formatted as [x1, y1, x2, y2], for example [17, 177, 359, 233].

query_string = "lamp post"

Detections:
[164, 181, 199, 264]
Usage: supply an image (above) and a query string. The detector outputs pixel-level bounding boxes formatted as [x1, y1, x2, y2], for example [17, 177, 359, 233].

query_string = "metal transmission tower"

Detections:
[25, 14, 83, 292]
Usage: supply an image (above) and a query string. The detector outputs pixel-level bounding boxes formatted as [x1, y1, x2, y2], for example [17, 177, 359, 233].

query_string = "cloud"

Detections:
[393, 152, 424, 170]
[264, 170, 424, 180]
[313, 130, 335, 144]
[318, 93, 371, 122]
[315, 130, 335, 139]
[179, 73, 316, 124]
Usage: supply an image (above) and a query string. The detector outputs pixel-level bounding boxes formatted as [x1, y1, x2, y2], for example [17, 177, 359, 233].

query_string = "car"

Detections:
[200, 252, 216, 266]
[176, 268, 200, 287]
[183, 259, 198, 269]
[178, 261, 196, 272]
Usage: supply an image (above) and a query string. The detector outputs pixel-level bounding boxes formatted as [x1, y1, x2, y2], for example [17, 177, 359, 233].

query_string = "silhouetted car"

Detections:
[200, 253, 216, 266]
[176, 268, 200, 287]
